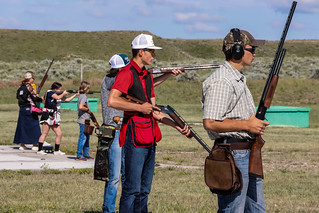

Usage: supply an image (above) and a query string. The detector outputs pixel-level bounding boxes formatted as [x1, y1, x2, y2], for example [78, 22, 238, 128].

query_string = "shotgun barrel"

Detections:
[148, 64, 220, 74]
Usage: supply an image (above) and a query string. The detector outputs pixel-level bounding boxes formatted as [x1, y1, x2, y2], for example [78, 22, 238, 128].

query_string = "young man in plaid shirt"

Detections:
[202, 28, 270, 212]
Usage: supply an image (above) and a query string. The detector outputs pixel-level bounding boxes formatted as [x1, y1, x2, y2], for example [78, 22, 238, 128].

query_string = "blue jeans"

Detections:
[119, 125, 156, 213]
[76, 123, 90, 158]
[102, 130, 125, 213]
[217, 150, 266, 213]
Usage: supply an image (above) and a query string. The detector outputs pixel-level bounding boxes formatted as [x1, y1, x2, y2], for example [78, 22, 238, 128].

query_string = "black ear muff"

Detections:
[231, 28, 244, 60]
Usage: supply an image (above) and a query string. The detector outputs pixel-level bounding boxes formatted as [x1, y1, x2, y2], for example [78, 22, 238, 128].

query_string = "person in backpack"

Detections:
[37, 82, 77, 155]
[14, 71, 42, 150]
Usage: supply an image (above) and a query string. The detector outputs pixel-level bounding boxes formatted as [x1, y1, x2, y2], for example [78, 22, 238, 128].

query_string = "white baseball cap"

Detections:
[24, 71, 34, 79]
[131, 34, 162, 50]
[109, 54, 130, 69]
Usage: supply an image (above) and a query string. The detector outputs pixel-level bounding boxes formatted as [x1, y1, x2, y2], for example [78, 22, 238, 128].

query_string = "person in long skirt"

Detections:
[13, 71, 42, 150]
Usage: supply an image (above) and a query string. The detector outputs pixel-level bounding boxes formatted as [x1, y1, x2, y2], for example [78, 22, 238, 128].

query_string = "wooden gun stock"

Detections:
[121, 95, 212, 152]
[264, 75, 278, 108]
[248, 135, 265, 179]
[160, 105, 212, 153]
[121, 94, 161, 112]
[89, 111, 100, 128]
[121, 94, 145, 104]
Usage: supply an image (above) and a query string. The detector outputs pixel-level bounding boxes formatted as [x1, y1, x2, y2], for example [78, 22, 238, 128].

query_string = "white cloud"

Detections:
[137, 7, 151, 16]
[0, 16, 21, 28]
[292, 21, 306, 30]
[186, 22, 219, 32]
[175, 12, 224, 22]
[175, 12, 197, 22]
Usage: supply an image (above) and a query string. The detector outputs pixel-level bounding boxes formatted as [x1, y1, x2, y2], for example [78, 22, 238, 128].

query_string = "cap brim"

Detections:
[112, 65, 126, 69]
[146, 46, 162, 49]
[251, 39, 265, 47]
[132, 45, 162, 49]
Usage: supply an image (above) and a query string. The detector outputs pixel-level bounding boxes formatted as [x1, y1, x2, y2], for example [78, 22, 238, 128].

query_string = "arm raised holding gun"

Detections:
[56, 89, 100, 95]
[249, 1, 297, 179]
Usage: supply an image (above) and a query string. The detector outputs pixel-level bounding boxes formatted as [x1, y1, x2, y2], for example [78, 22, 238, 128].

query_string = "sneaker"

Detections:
[19, 144, 27, 150]
[85, 156, 94, 160]
[31, 146, 38, 151]
[37, 150, 47, 155]
[43, 141, 51, 146]
[19, 146, 26, 150]
[54, 150, 65, 155]
[76, 156, 87, 161]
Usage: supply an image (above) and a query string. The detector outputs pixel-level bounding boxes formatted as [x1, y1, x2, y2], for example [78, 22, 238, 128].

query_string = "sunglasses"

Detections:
[143, 49, 155, 55]
[244, 46, 256, 54]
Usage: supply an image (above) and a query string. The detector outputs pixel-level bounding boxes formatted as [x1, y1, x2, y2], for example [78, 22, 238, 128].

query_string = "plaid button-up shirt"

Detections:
[201, 61, 256, 140]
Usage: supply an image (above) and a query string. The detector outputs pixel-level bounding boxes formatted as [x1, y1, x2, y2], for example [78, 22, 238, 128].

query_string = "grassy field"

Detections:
[1, 80, 319, 212]
[0, 105, 318, 212]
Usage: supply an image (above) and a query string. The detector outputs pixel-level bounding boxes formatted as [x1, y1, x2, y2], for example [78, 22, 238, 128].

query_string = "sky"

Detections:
[0, 0, 318, 41]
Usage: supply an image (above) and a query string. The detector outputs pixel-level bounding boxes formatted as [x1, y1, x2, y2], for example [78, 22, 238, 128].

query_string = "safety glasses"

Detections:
[244, 46, 256, 54]
[143, 49, 155, 55]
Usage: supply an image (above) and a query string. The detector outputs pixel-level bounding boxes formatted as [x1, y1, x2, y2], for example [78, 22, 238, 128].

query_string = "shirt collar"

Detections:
[224, 61, 245, 82]
[130, 60, 149, 77]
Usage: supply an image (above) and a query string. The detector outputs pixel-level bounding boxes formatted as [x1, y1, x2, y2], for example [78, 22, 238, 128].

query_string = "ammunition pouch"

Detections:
[204, 144, 243, 195]
[93, 125, 116, 181]
[83, 120, 94, 135]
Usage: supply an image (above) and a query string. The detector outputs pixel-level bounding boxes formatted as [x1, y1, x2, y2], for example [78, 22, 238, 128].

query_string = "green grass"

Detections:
[1, 78, 318, 211]
[1, 29, 319, 63]
[1, 124, 318, 212]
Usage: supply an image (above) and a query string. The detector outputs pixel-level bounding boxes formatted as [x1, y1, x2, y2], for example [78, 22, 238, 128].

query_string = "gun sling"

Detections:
[215, 137, 254, 150]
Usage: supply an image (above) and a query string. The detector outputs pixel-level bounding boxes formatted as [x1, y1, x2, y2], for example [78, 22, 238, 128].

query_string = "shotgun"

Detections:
[37, 58, 54, 95]
[249, 1, 297, 179]
[55, 90, 100, 95]
[148, 64, 220, 74]
[122, 94, 212, 152]
[88, 111, 100, 128]
[159, 105, 212, 153]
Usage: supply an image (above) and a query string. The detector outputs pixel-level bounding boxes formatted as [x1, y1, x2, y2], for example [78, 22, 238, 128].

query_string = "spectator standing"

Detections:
[14, 71, 42, 150]
[76, 80, 96, 161]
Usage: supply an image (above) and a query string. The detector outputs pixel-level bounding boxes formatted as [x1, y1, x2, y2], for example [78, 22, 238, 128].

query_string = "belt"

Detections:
[215, 137, 254, 150]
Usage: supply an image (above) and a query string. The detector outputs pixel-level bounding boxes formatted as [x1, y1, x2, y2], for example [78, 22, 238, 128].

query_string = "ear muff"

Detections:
[231, 28, 244, 60]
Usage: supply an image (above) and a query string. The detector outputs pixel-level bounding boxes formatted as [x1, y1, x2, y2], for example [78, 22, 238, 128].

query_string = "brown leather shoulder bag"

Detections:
[204, 144, 243, 195]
